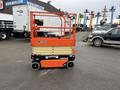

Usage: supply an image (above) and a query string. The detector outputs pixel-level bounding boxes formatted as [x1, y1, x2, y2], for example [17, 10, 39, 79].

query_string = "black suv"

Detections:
[88, 27, 120, 47]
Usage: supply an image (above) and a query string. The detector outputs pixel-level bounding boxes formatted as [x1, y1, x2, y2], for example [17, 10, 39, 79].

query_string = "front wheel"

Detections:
[93, 38, 103, 47]
[32, 62, 41, 70]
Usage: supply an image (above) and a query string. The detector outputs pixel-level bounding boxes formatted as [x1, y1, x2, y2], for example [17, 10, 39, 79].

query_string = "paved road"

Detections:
[0, 38, 120, 90]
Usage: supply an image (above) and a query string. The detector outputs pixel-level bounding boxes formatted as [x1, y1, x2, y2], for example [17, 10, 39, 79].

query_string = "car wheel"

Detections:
[93, 38, 103, 47]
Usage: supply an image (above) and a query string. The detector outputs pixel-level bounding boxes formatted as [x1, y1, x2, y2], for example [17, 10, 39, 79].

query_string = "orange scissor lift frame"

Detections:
[30, 12, 77, 70]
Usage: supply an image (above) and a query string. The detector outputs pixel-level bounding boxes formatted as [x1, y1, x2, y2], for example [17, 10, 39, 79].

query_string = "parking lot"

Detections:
[0, 37, 120, 90]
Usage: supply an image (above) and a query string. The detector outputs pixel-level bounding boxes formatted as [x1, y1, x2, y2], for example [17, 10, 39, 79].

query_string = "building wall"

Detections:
[0, 0, 60, 15]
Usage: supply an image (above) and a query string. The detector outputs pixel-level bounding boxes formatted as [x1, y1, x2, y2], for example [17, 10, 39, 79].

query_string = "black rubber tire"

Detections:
[32, 62, 40, 70]
[0, 32, 7, 40]
[66, 61, 74, 68]
[24, 32, 30, 38]
[93, 38, 103, 47]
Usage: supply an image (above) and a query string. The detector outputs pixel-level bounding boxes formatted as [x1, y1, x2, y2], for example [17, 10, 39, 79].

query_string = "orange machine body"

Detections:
[30, 12, 77, 69]
[40, 59, 68, 68]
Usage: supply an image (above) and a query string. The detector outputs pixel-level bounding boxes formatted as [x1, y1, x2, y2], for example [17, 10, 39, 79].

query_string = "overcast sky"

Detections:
[40, 0, 120, 18]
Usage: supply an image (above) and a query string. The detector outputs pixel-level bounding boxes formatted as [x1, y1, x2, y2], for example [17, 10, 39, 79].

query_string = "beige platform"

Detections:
[32, 47, 73, 55]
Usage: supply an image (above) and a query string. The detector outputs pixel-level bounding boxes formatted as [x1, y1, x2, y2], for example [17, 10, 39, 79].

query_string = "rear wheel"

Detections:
[24, 32, 30, 38]
[0, 32, 7, 40]
[93, 38, 103, 47]
[66, 61, 74, 68]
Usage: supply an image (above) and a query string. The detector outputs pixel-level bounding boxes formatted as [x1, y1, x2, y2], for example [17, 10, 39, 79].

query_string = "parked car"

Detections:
[88, 27, 120, 47]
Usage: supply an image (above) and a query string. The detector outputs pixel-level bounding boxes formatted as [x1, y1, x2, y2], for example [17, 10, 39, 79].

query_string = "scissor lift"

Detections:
[30, 12, 77, 70]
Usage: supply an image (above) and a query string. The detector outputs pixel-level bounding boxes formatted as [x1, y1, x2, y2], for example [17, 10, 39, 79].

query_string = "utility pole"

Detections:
[85, 16, 89, 24]
[77, 13, 83, 27]
[118, 15, 120, 25]
[83, 9, 89, 31]
[96, 12, 101, 24]
[109, 6, 116, 24]
[47, 0, 51, 4]
[89, 11, 95, 31]
[83, 16, 89, 31]
[102, 6, 108, 20]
